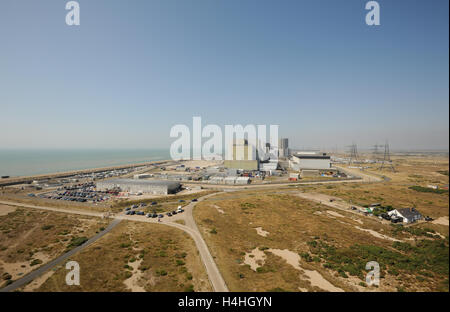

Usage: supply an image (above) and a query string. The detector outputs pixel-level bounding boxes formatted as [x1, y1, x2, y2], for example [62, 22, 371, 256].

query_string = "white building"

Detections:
[290, 154, 331, 170]
[388, 208, 422, 223]
[96, 179, 180, 195]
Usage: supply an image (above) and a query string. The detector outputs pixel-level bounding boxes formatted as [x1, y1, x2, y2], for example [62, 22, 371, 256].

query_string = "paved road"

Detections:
[0, 218, 122, 292]
[0, 193, 230, 292]
[114, 192, 229, 292]
[0, 167, 382, 292]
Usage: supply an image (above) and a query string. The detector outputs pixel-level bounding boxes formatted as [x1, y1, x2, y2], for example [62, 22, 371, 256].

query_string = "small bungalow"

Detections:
[388, 208, 422, 224]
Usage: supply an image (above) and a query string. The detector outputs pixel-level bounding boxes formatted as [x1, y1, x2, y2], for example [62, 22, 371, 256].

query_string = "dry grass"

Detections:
[193, 187, 448, 292]
[0, 206, 108, 287]
[35, 221, 212, 292]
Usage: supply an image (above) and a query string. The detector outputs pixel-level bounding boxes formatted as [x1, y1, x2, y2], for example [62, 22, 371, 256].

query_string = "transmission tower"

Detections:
[371, 143, 384, 162]
[347, 143, 359, 164]
[379, 142, 396, 172]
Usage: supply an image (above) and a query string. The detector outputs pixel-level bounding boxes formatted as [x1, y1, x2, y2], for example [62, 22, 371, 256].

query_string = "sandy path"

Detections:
[268, 249, 344, 292]
[213, 204, 225, 214]
[0, 204, 16, 216]
[327, 210, 345, 218]
[432, 216, 449, 226]
[255, 227, 269, 237]
[354, 226, 400, 242]
[123, 258, 145, 292]
[242, 248, 266, 271]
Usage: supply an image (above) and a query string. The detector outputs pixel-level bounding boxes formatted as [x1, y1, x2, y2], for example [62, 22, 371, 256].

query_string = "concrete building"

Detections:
[96, 179, 180, 195]
[235, 177, 250, 185]
[224, 139, 259, 170]
[290, 154, 331, 170]
[278, 138, 289, 158]
[224, 176, 237, 185]
[209, 176, 225, 184]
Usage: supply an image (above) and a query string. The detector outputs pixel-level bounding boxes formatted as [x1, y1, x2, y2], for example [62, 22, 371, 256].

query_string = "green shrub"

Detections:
[68, 237, 88, 248]
[30, 259, 43, 266]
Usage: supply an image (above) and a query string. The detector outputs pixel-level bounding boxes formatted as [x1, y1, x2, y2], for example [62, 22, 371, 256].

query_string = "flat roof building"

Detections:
[290, 154, 331, 170]
[96, 179, 181, 195]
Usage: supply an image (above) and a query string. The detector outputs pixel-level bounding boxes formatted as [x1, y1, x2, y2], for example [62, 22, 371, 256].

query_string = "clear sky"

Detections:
[0, 0, 448, 150]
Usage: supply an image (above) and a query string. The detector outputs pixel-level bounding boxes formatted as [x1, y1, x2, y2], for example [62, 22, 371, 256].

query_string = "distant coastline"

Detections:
[0, 149, 170, 177]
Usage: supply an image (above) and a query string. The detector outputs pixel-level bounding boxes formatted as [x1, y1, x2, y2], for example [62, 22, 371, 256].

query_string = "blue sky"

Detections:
[0, 0, 448, 150]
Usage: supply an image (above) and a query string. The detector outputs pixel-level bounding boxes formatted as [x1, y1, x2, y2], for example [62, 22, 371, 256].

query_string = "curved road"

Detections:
[0, 218, 122, 292]
[0, 193, 229, 292]
[0, 168, 381, 292]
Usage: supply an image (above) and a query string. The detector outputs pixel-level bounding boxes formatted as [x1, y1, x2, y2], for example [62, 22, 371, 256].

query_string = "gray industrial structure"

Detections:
[290, 154, 331, 170]
[96, 179, 181, 195]
[278, 138, 289, 158]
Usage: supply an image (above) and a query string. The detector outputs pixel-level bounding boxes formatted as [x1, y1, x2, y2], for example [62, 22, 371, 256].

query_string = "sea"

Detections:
[0, 149, 171, 177]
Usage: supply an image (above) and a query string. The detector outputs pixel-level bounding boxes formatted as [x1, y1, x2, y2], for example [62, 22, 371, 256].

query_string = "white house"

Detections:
[388, 208, 422, 224]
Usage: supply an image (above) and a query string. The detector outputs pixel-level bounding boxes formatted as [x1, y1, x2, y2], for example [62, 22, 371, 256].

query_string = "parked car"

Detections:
[151, 202, 157, 205]
[380, 213, 391, 221]
[391, 217, 403, 223]
[132, 205, 138, 209]
[192, 198, 198, 202]
[125, 207, 131, 211]
[151, 213, 158, 218]
[136, 211, 145, 216]
[158, 214, 164, 218]
[172, 210, 177, 215]
[179, 200, 185, 202]
[425, 216, 433, 221]
[129, 211, 136, 215]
